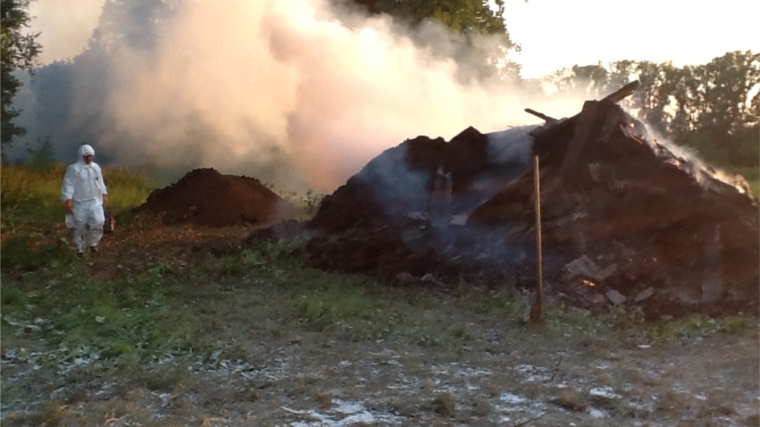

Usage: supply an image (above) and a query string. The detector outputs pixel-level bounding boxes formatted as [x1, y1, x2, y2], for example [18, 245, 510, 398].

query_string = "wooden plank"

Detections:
[528, 80, 640, 143]
[600, 80, 640, 104]
[530, 155, 544, 323]
[524, 108, 557, 123]
[560, 101, 598, 172]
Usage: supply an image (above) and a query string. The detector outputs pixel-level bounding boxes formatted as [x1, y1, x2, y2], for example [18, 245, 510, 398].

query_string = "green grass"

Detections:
[1, 162, 157, 231]
[2, 161, 758, 427]
[641, 314, 757, 342]
[2, 161, 758, 415]
[1, 163, 69, 229]
[295, 271, 376, 329]
[461, 291, 526, 321]
[0, 160, 388, 368]
[0, 233, 72, 271]
[1, 162, 157, 272]
[101, 167, 158, 211]
[2, 263, 188, 356]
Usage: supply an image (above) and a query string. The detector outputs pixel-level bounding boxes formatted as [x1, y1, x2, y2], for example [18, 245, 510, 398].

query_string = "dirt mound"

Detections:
[136, 168, 296, 228]
[303, 92, 759, 319]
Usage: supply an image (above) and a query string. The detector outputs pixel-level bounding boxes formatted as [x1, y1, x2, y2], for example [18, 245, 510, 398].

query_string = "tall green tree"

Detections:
[544, 51, 759, 168]
[1, 0, 41, 149]
[348, 0, 518, 80]
[352, 0, 509, 35]
[697, 51, 760, 135]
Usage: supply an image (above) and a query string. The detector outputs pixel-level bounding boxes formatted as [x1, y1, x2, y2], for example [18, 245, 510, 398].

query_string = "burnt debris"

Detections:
[287, 82, 759, 318]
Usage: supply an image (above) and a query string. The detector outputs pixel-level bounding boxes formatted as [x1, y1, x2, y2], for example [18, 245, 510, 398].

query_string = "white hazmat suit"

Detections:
[62, 144, 108, 254]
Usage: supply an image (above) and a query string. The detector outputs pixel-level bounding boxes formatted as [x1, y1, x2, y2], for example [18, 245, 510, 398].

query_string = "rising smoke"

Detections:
[16, 0, 585, 192]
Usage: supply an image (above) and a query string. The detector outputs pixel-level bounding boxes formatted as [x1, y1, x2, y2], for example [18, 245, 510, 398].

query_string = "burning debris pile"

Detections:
[136, 168, 296, 227]
[305, 83, 759, 318]
[305, 124, 537, 284]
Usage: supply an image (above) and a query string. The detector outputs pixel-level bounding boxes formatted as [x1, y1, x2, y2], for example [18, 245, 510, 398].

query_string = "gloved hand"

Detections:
[64, 199, 73, 212]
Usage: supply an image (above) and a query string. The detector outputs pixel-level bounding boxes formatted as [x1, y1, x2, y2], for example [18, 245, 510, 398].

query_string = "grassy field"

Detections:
[1, 163, 758, 427]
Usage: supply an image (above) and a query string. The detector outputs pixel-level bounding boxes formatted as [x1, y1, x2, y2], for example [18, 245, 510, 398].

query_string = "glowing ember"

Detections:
[582, 279, 597, 287]
[669, 159, 683, 170]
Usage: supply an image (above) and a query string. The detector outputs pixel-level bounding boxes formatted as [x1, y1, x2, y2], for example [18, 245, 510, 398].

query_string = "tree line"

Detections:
[545, 52, 759, 167]
[1, 0, 41, 149]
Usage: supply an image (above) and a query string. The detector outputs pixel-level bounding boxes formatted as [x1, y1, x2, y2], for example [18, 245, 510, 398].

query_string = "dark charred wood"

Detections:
[529, 81, 640, 139]
[524, 108, 558, 123]
[600, 80, 640, 104]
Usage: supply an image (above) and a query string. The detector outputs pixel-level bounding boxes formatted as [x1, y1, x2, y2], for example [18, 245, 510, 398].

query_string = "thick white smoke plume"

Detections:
[29, 0, 104, 64]
[21, 0, 585, 192]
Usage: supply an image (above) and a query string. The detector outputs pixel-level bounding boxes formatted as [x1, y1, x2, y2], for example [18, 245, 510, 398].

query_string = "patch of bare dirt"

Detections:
[86, 221, 254, 281]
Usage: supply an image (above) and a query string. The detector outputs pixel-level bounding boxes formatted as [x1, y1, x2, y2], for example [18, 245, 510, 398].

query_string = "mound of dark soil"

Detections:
[136, 168, 296, 228]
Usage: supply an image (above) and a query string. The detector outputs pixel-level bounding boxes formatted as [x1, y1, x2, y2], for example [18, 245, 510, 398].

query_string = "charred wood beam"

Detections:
[529, 114, 577, 138]
[529, 80, 640, 144]
[524, 108, 558, 123]
[600, 80, 640, 104]
[529, 81, 640, 138]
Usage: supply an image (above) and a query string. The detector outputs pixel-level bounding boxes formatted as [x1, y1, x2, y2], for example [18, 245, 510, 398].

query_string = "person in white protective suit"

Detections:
[62, 144, 109, 256]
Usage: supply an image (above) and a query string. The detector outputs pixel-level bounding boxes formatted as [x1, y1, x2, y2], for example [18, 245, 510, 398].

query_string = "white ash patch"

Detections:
[245, 358, 295, 382]
[198, 358, 255, 375]
[430, 363, 492, 377]
[513, 364, 551, 382]
[670, 382, 694, 395]
[285, 399, 405, 427]
[494, 391, 547, 421]
[368, 348, 398, 358]
[589, 386, 622, 399]
[385, 374, 419, 390]
[2, 346, 104, 376]
[499, 392, 529, 404]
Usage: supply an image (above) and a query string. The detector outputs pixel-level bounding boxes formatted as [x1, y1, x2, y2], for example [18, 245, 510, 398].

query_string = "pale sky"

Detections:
[502, 0, 760, 78]
[31, 0, 760, 77]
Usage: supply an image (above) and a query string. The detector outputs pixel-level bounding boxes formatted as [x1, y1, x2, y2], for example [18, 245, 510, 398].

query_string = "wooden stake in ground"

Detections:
[530, 155, 544, 323]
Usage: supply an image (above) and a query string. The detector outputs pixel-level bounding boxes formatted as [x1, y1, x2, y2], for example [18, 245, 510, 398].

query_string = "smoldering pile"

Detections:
[294, 82, 759, 319]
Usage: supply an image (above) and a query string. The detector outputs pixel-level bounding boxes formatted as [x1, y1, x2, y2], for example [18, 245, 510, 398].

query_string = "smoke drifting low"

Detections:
[20, 0, 584, 191]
